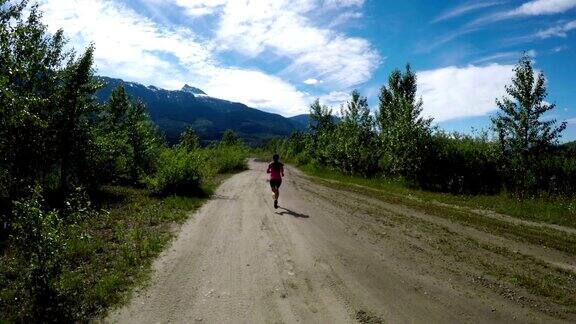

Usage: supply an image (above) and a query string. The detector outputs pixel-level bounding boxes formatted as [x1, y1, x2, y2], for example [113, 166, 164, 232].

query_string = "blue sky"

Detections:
[38, 0, 576, 141]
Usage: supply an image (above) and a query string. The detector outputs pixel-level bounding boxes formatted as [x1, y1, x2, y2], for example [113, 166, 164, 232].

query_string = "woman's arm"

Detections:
[266, 164, 271, 174]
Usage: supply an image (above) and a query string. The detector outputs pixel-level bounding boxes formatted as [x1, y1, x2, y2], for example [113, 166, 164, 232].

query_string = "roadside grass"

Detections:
[309, 180, 576, 318]
[64, 186, 208, 320]
[0, 185, 210, 322]
[299, 165, 576, 229]
[433, 226, 576, 317]
[309, 173, 576, 256]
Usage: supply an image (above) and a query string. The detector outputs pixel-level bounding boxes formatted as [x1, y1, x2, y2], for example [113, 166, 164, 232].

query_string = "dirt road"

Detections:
[107, 160, 575, 323]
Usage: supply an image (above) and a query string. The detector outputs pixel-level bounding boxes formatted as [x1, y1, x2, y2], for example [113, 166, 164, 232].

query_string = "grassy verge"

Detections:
[302, 166, 576, 317]
[307, 172, 576, 256]
[299, 164, 576, 229]
[0, 183, 218, 322]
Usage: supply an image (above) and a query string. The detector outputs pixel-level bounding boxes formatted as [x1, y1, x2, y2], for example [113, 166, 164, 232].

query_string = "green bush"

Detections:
[531, 151, 576, 196]
[206, 144, 248, 174]
[2, 189, 68, 322]
[146, 148, 207, 196]
[417, 133, 503, 194]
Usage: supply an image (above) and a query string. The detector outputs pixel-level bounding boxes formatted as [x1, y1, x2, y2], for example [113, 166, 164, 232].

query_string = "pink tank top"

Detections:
[267, 162, 284, 180]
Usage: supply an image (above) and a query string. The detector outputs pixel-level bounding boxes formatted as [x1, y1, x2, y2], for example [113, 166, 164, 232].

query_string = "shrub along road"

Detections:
[107, 160, 576, 323]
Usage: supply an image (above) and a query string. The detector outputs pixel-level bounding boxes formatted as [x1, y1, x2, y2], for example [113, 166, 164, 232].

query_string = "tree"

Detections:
[179, 126, 200, 151]
[331, 90, 378, 175]
[307, 99, 335, 166]
[1, 1, 70, 199]
[93, 85, 161, 183]
[309, 98, 334, 135]
[492, 53, 567, 192]
[221, 129, 241, 146]
[126, 101, 162, 181]
[377, 64, 432, 179]
[56, 45, 100, 192]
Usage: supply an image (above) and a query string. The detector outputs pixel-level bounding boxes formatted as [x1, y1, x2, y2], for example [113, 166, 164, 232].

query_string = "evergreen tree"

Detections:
[492, 54, 567, 192]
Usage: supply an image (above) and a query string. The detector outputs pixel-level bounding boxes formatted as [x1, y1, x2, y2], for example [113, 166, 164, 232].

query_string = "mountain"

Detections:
[181, 84, 206, 95]
[288, 114, 310, 129]
[95, 77, 304, 145]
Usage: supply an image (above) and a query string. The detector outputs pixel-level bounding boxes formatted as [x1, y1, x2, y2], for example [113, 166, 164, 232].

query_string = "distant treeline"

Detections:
[1, 2, 246, 321]
[265, 57, 575, 196]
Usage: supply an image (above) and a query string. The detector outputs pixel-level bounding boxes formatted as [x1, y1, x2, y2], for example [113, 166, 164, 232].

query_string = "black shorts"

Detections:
[270, 179, 282, 189]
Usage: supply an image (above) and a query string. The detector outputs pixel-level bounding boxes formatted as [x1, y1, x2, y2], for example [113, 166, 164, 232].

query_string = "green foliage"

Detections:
[325, 91, 379, 175]
[418, 132, 503, 194]
[221, 129, 242, 146]
[377, 64, 432, 179]
[179, 126, 200, 151]
[2, 188, 80, 322]
[92, 85, 162, 185]
[492, 54, 568, 194]
[146, 143, 248, 196]
[264, 61, 574, 197]
[145, 147, 207, 196]
[0, 2, 251, 321]
[0, 1, 93, 199]
[206, 144, 249, 174]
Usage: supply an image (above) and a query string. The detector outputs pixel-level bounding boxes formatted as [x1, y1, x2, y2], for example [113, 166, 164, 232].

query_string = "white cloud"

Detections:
[175, 0, 380, 89]
[205, 68, 309, 116]
[535, 20, 576, 38]
[472, 50, 536, 64]
[319, 90, 350, 108]
[51, 0, 379, 115]
[566, 117, 576, 125]
[471, 0, 576, 26]
[551, 45, 569, 52]
[432, 1, 502, 23]
[322, 0, 365, 8]
[417, 64, 514, 122]
[328, 11, 363, 28]
[39, 0, 213, 87]
[37, 0, 318, 115]
[304, 78, 320, 85]
[173, 0, 227, 16]
[510, 0, 576, 16]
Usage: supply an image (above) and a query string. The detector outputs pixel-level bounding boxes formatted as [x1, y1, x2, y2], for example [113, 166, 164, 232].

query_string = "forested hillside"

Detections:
[95, 77, 305, 145]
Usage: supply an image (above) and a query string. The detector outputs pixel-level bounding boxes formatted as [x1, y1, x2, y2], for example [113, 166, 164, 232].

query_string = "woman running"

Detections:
[267, 154, 284, 209]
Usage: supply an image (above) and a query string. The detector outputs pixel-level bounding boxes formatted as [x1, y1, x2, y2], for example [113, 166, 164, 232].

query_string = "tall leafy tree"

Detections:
[126, 100, 162, 181]
[1, 1, 69, 198]
[309, 98, 334, 135]
[57, 45, 100, 192]
[308, 99, 334, 166]
[179, 126, 200, 151]
[221, 129, 241, 146]
[332, 90, 378, 174]
[93, 85, 160, 183]
[377, 64, 432, 178]
[492, 54, 567, 192]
